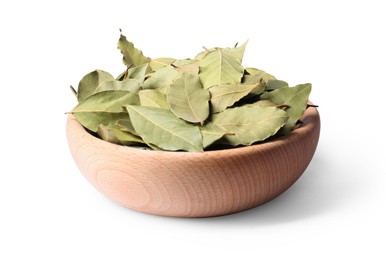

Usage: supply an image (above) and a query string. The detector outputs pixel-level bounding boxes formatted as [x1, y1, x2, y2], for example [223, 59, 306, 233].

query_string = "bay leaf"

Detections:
[194, 47, 215, 61]
[77, 70, 114, 102]
[70, 90, 139, 132]
[138, 89, 169, 109]
[149, 58, 176, 72]
[210, 106, 288, 146]
[142, 65, 180, 93]
[261, 83, 311, 133]
[195, 40, 247, 63]
[116, 119, 139, 136]
[199, 48, 244, 89]
[173, 59, 199, 75]
[226, 40, 248, 63]
[95, 79, 141, 93]
[266, 79, 288, 91]
[73, 112, 130, 133]
[245, 67, 277, 81]
[125, 105, 203, 152]
[97, 124, 144, 145]
[209, 81, 263, 113]
[199, 124, 230, 149]
[115, 64, 148, 82]
[167, 73, 210, 124]
[127, 63, 148, 82]
[242, 74, 264, 85]
[241, 74, 266, 96]
[118, 34, 150, 70]
[246, 100, 278, 108]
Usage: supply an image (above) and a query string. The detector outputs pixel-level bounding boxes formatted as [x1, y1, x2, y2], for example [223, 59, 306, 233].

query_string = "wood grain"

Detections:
[66, 106, 320, 217]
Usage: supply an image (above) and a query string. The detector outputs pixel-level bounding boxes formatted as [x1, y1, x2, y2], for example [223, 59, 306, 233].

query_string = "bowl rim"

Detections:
[67, 104, 320, 159]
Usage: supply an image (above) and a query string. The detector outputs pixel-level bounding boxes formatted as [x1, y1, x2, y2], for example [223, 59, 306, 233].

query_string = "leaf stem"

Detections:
[70, 85, 77, 97]
[276, 104, 290, 109]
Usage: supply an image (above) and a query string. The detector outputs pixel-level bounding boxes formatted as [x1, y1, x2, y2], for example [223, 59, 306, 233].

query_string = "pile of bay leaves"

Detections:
[69, 33, 312, 152]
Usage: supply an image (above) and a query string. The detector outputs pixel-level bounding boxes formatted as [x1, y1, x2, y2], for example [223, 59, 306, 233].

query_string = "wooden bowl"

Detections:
[66, 106, 320, 217]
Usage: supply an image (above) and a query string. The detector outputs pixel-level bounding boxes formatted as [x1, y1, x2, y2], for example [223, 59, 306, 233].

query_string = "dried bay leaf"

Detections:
[97, 124, 144, 145]
[261, 83, 311, 133]
[125, 105, 203, 152]
[266, 79, 288, 91]
[70, 90, 139, 132]
[95, 79, 141, 93]
[210, 106, 288, 146]
[245, 67, 277, 82]
[127, 63, 148, 82]
[199, 48, 244, 89]
[173, 59, 199, 75]
[246, 100, 278, 108]
[77, 70, 114, 102]
[150, 58, 176, 72]
[209, 81, 263, 113]
[167, 73, 210, 124]
[138, 89, 169, 109]
[70, 35, 314, 152]
[194, 47, 215, 61]
[73, 112, 130, 133]
[199, 125, 230, 149]
[118, 34, 150, 70]
[226, 40, 248, 63]
[142, 65, 180, 93]
[116, 119, 139, 136]
[241, 75, 266, 96]
[116, 64, 148, 82]
[242, 74, 261, 85]
[195, 40, 247, 63]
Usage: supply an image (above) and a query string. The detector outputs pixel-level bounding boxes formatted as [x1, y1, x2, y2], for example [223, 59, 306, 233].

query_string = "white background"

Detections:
[1, 0, 385, 259]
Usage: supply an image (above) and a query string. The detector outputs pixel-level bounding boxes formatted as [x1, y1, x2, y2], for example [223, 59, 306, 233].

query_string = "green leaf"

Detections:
[167, 73, 210, 124]
[77, 70, 114, 102]
[125, 105, 203, 152]
[266, 79, 288, 91]
[142, 65, 180, 93]
[261, 83, 311, 133]
[97, 124, 144, 145]
[199, 124, 230, 149]
[209, 81, 264, 113]
[199, 48, 244, 89]
[118, 34, 150, 69]
[149, 58, 176, 72]
[209, 106, 288, 146]
[70, 90, 139, 132]
[173, 59, 199, 75]
[95, 79, 141, 93]
[138, 89, 169, 109]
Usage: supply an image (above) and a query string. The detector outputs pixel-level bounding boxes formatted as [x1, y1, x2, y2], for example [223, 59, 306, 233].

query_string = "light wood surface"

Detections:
[66, 106, 320, 217]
